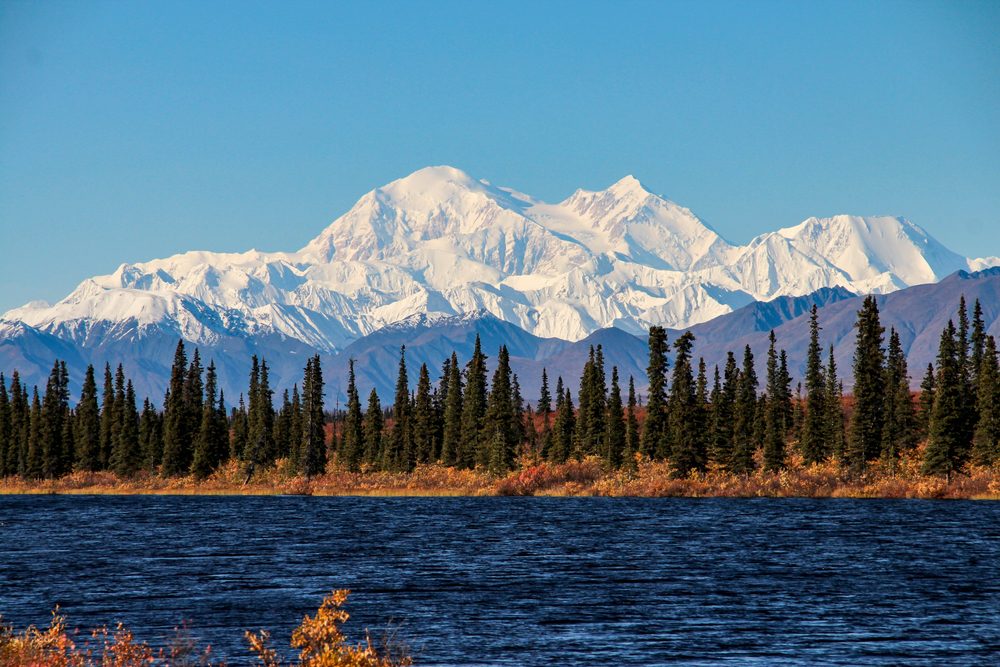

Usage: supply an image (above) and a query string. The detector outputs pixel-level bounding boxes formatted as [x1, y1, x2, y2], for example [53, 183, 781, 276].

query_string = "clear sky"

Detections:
[1, 0, 998, 313]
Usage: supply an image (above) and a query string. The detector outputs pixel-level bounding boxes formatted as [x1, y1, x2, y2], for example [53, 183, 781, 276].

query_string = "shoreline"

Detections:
[3, 456, 998, 500]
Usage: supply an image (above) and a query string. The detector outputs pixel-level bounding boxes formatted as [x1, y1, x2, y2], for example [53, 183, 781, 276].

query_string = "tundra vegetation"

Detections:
[0, 297, 998, 499]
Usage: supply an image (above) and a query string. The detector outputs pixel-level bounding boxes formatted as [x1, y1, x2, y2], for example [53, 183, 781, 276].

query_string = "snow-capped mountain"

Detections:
[4, 165, 996, 356]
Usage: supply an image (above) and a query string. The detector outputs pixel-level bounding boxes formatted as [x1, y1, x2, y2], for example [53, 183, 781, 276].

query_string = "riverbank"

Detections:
[2, 452, 998, 499]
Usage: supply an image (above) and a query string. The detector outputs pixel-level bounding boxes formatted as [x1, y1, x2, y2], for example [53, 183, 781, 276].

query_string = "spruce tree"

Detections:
[412, 363, 435, 465]
[230, 395, 249, 462]
[191, 361, 227, 479]
[826, 346, 846, 460]
[383, 346, 412, 472]
[881, 328, 916, 468]
[483, 346, 516, 474]
[161, 341, 192, 476]
[624, 376, 639, 468]
[139, 398, 163, 472]
[763, 331, 787, 472]
[955, 297, 976, 463]
[712, 352, 739, 468]
[641, 326, 670, 459]
[917, 363, 935, 442]
[42, 361, 71, 478]
[972, 335, 1000, 467]
[75, 365, 101, 472]
[801, 305, 828, 464]
[9, 374, 28, 476]
[288, 385, 303, 468]
[847, 295, 885, 472]
[511, 373, 526, 453]
[731, 345, 758, 475]
[459, 336, 487, 468]
[551, 381, 575, 464]
[971, 299, 986, 391]
[184, 349, 204, 457]
[669, 332, 703, 476]
[538, 368, 552, 435]
[99, 364, 114, 470]
[246, 357, 276, 470]
[440, 352, 463, 466]
[362, 387, 383, 467]
[924, 321, 964, 477]
[111, 380, 140, 477]
[603, 367, 626, 469]
[301, 355, 327, 476]
[0, 376, 9, 478]
[340, 359, 364, 472]
[26, 388, 43, 479]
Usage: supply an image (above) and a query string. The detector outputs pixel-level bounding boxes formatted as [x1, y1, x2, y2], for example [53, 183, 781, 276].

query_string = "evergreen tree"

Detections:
[511, 373, 526, 454]
[289, 385, 303, 468]
[382, 346, 412, 472]
[340, 359, 364, 471]
[847, 295, 885, 472]
[26, 388, 43, 479]
[731, 345, 758, 475]
[440, 352, 463, 466]
[881, 328, 916, 468]
[712, 352, 739, 468]
[74, 365, 101, 472]
[412, 363, 436, 465]
[362, 388, 383, 467]
[230, 395, 249, 462]
[624, 376, 639, 468]
[8, 375, 28, 476]
[972, 335, 1000, 466]
[826, 346, 846, 460]
[111, 380, 140, 477]
[245, 357, 276, 470]
[971, 299, 986, 391]
[41, 360, 71, 478]
[801, 305, 828, 464]
[602, 367, 626, 470]
[138, 398, 163, 472]
[184, 349, 204, 458]
[556, 387, 576, 464]
[483, 346, 516, 474]
[917, 363, 935, 442]
[955, 297, 976, 463]
[191, 361, 227, 479]
[161, 341, 192, 476]
[99, 364, 114, 470]
[459, 336, 487, 469]
[538, 368, 552, 433]
[669, 332, 703, 476]
[301, 355, 327, 476]
[273, 389, 292, 459]
[0, 376, 9, 477]
[924, 321, 964, 477]
[641, 326, 670, 458]
[763, 331, 787, 472]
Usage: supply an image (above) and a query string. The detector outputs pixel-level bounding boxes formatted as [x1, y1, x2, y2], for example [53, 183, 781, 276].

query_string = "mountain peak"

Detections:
[606, 174, 650, 198]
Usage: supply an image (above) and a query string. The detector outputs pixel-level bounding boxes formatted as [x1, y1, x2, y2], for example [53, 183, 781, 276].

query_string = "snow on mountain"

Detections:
[4, 166, 993, 359]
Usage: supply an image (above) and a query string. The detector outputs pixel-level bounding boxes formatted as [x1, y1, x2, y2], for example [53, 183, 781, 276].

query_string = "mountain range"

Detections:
[2, 165, 998, 405]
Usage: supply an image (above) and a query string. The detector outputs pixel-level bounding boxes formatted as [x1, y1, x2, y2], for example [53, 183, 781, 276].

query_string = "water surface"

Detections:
[1, 496, 998, 665]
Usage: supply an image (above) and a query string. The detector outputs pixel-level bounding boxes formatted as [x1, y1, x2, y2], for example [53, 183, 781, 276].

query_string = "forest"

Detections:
[0, 295, 998, 494]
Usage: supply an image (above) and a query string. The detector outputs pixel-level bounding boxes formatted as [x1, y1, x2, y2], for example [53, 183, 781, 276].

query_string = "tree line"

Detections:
[0, 295, 997, 481]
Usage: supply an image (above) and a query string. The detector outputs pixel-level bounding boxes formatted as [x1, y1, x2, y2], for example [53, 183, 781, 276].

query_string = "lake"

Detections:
[1, 496, 998, 665]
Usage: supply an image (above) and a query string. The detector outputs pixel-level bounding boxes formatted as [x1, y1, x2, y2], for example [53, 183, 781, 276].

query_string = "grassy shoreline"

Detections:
[2, 454, 998, 500]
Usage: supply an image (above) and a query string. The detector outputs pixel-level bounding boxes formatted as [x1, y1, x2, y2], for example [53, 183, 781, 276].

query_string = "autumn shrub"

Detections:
[0, 591, 410, 667]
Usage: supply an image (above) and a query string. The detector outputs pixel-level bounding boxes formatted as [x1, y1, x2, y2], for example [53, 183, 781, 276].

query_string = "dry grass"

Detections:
[2, 449, 997, 499]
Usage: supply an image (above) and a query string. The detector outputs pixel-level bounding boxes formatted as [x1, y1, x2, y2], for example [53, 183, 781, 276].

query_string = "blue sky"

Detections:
[1, 0, 998, 312]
